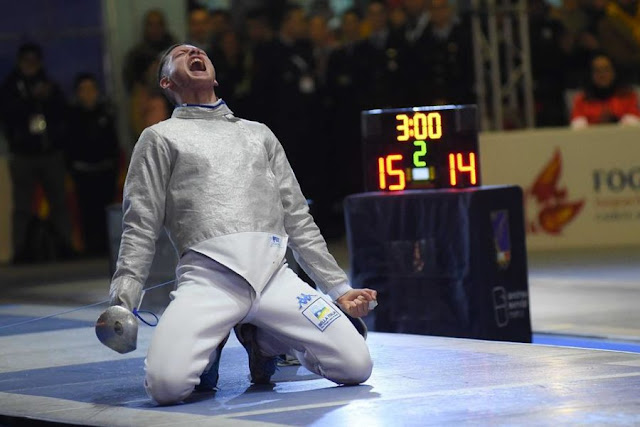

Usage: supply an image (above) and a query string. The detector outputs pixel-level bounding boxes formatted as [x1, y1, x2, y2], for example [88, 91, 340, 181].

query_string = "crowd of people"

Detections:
[529, 0, 640, 126]
[1, 0, 639, 264]
[0, 44, 119, 263]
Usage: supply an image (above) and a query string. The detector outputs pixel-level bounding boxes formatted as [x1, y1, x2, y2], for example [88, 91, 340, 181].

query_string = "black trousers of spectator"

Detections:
[71, 168, 116, 256]
[9, 151, 72, 260]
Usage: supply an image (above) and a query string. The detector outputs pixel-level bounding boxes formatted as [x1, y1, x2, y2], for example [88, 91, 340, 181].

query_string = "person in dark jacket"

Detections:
[122, 9, 176, 94]
[358, 1, 410, 109]
[0, 43, 73, 263]
[67, 73, 120, 256]
[411, 0, 475, 106]
[251, 5, 336, 235]
[326, 8, 367, 199]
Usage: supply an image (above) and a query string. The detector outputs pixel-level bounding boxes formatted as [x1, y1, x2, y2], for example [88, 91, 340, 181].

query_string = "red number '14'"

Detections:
[448, 152, 477, 186]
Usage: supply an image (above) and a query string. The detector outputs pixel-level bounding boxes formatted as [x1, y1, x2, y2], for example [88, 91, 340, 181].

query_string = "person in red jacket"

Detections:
[571, 53, 640, 128]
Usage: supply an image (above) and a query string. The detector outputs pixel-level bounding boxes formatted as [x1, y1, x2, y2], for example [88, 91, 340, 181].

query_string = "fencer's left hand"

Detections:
[337, 289, 377, 318]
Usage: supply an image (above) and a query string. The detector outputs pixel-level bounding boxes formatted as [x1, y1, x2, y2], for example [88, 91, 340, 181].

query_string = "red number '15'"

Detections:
[378, 154, 406, 191]
[448, 152, 477, 186]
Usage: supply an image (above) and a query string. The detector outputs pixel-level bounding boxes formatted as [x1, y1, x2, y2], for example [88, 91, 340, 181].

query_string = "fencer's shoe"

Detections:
[277, 353, 302, 367]
[234, 323, 278, 384]
[195, 333, 230, 391]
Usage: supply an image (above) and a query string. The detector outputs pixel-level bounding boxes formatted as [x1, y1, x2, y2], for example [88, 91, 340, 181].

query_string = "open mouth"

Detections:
[189, 57, 206, 72]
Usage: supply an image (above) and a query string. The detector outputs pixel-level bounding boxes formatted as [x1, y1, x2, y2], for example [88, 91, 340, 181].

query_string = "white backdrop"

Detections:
[480, 125, 640, 250]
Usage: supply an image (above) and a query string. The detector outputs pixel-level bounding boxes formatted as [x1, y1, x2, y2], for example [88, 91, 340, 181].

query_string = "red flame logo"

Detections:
[525, 149, 585, 234]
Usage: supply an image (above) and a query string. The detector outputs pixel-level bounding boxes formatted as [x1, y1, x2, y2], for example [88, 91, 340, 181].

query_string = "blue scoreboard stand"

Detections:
[344, 185, 532, 343]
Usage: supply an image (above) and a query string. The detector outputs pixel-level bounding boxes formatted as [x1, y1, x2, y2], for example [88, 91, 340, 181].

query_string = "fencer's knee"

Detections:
[342, 350, 373, 385]
[144, 368, 194, 405]
[328, 345, 373, 385]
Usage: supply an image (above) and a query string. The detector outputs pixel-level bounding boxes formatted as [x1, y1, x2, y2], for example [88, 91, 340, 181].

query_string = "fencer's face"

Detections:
[160, 45, 217, 95]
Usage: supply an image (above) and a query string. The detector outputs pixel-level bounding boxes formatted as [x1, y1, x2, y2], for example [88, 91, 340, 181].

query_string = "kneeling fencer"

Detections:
[105, 44, 377, 405]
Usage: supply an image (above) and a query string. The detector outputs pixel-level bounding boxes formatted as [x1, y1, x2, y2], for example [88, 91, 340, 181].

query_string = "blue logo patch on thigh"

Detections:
[297, 293, 317, 309]
[302, 297, 341, 331]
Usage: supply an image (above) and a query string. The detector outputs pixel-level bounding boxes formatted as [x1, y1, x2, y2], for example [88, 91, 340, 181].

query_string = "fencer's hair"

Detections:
[157, 43, 182, 85]
[157, 43, 182, 105]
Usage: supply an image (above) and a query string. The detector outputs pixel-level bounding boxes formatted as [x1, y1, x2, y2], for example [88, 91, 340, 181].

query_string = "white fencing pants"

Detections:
[144, 250, 372, 405]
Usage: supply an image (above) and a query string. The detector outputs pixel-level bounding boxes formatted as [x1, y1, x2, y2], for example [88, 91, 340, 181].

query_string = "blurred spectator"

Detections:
[327, 8, 366, 199]
[141, 88, 173, 129]
[308, 0, 336, 21]
[337, 7, 363, 44]
[414, 0, 474, 106]
[240, 8, 275, 119]
[123, 9, 175, 142]
[245, 7, 276, 45]
[359, 0, 409, 109]
[212, 30, 251, 110]
[402, 0, 436, 106]
[251, 4, 316, 133]
[309, 14, 337, 85]
[403, 0, 430, 44]
[561, 0, 606, 86]
[599, 0, 640, 83]
[605, 0, 640, 43]
[252, 4, 338, 234]
[364, 0, 390, 47]
[389, 5, 408, 31]
[67, 73, 119, 256]
[570, 53, 640, 127]
[327, 7, 363, 103]
[187, 6, 214, 54]
[210, 9, 234, 45]
[130, 57, 172, 138]
[0, 43, 73, 263]
[529, 0, 572, 125]
[122, 10, 176, 94]
[563, 0, 640, 84]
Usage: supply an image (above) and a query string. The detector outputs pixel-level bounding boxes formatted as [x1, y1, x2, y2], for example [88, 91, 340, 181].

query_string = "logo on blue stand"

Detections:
[490, 210, 511, 270]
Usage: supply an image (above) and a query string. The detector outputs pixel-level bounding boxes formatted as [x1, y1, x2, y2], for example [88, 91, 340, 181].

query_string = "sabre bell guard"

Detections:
[95, 305, 138, 354]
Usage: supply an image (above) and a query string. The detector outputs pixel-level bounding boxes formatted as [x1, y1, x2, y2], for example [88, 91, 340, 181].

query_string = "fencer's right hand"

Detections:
[337, 289, 377, 318]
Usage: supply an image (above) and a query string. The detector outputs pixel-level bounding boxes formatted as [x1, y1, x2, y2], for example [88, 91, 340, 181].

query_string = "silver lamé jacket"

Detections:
[109, 103, 350, 310]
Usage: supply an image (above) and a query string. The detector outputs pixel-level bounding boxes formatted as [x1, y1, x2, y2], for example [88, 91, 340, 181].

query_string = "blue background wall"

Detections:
[0, 0, 105, 98]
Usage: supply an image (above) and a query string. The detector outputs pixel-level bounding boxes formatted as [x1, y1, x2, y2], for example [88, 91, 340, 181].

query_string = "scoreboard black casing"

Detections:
[344, 185, 532, 343]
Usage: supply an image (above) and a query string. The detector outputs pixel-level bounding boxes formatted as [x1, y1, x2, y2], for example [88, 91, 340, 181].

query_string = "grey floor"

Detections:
[1, 242, 640, 426]
[527, 246, 640, 341]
